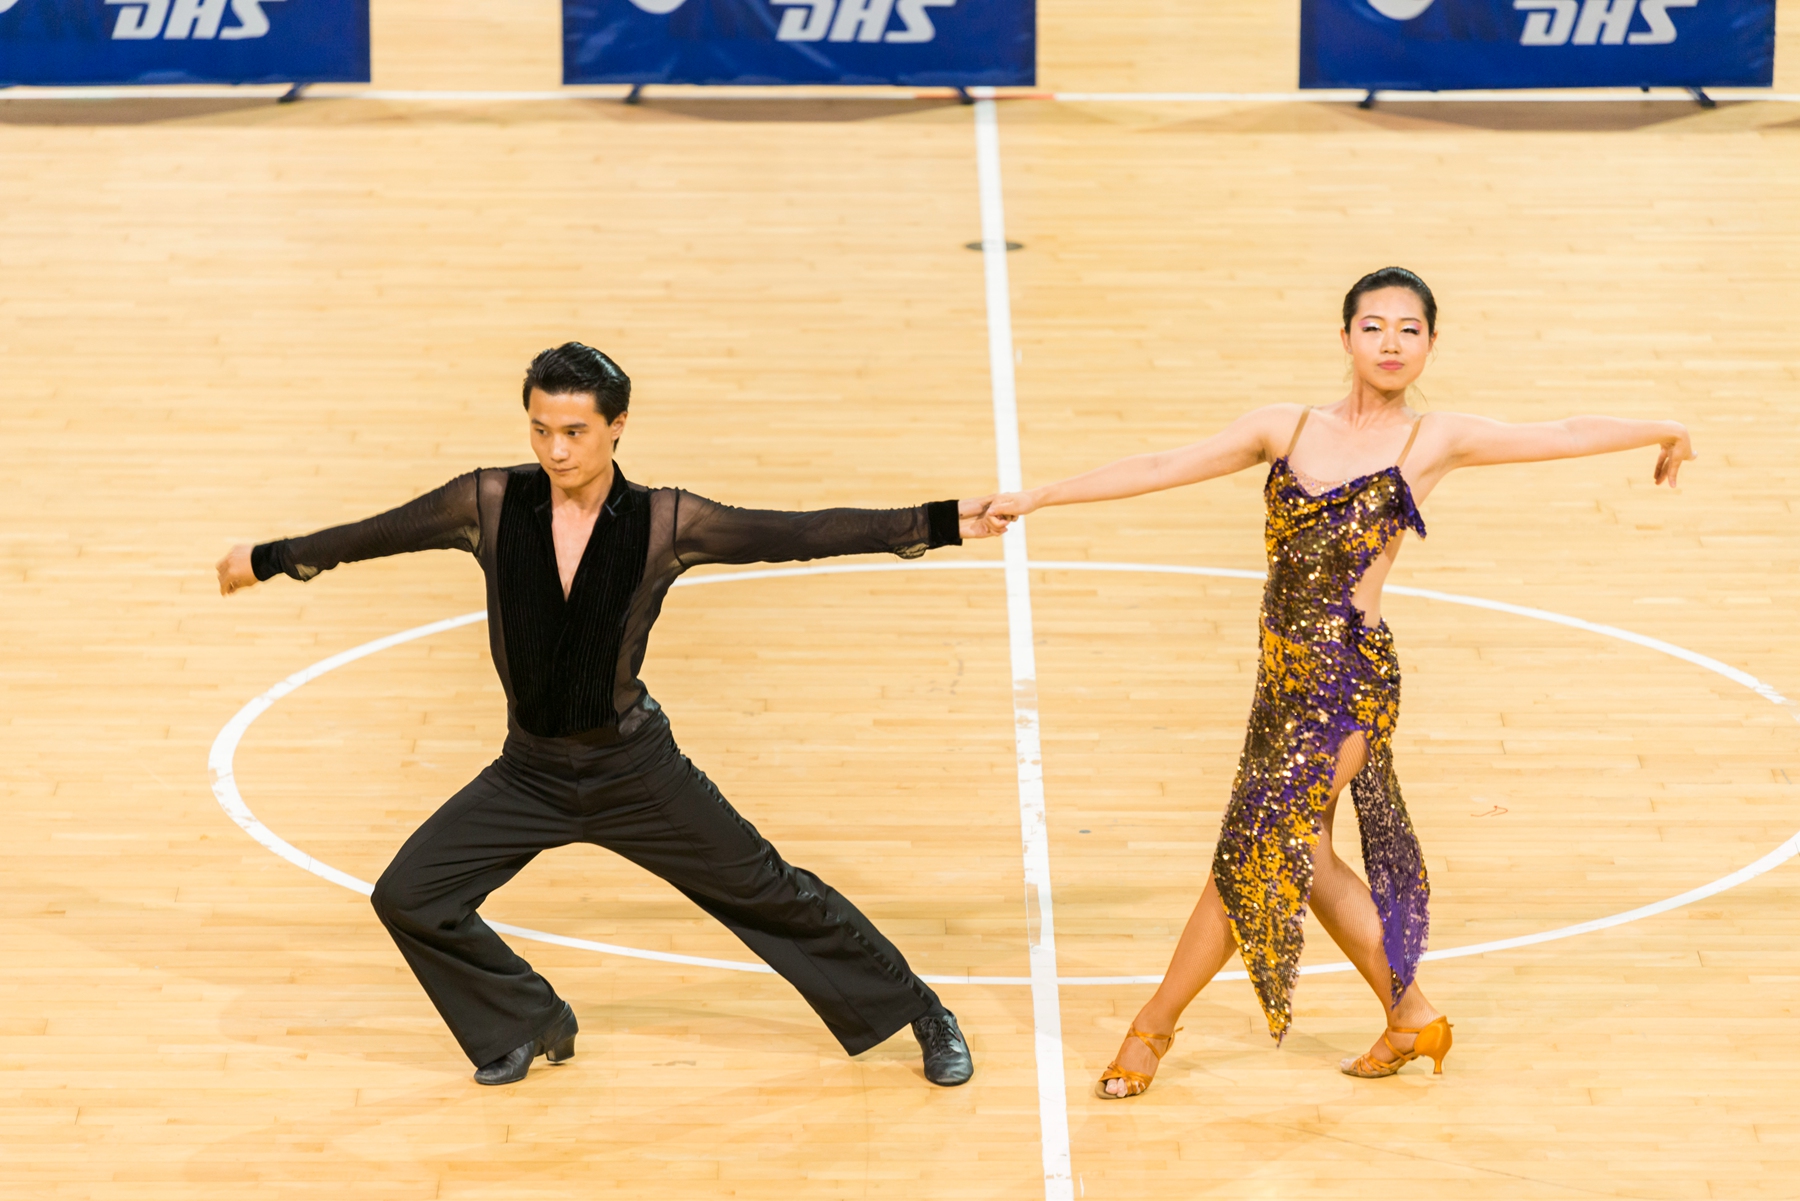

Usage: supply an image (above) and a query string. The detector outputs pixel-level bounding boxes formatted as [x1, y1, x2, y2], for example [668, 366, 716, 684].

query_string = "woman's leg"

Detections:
[1307, 733, 1440, 1061]
[1099, 874, 1239, 1096]
[1101, 734, 1444, 1094]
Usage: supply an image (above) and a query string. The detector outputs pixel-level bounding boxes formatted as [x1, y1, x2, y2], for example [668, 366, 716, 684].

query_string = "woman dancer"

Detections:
[982, 268, 1694, 1097]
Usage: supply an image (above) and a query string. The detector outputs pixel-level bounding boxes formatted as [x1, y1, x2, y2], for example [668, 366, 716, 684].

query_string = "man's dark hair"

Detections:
[521, 342, 631, 423]
[1342, 267, 1438, 335]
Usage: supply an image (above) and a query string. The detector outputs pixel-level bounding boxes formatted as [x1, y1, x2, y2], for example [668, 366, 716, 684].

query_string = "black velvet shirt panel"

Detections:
[495, 465, 649, 737]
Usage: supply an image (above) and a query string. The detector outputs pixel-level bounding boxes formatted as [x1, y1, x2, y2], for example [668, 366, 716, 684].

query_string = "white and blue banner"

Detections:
[0, 0, 369, 87]
[1301, 0, 1775, 90]
[563, 0, 1034, 87]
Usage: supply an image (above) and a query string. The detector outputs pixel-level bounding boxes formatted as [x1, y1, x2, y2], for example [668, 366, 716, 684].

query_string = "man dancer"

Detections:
[217, 343, 990, 1087]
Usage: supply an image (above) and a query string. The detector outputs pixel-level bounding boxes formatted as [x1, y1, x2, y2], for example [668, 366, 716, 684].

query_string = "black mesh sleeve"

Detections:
[253, 472, 482, 583]
[250, 542, 285, 582]
[671, 490, 955, 568]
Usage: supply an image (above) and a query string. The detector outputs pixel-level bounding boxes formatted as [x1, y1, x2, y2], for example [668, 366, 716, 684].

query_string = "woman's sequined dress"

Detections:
[1213, 417, 1431, 1041]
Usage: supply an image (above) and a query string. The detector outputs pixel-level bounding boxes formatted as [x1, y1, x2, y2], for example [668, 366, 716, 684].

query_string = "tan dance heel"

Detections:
[1095, 1026, 1181, 1099]
[1339, 1015, 1452, 1078]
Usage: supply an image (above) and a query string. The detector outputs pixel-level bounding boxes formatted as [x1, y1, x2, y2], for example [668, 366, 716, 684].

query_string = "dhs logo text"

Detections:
[104, 0, 283, 40]
[771, 0, 954, 43]
[1512, 0, 1696, 45]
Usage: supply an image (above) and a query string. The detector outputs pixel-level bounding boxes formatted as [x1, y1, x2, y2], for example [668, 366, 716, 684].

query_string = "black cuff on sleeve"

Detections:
[250, 542, 284, 582]
[925, 500, 962, 549]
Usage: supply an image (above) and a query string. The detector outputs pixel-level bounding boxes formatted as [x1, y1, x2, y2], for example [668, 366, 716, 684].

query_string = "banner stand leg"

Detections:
[1358, 90, 1377, 109]
[1687, 87, 1716, 109]
[956, 87, 974, 105]
[279, 83, 307, 104]
[625, 84, 645, 105]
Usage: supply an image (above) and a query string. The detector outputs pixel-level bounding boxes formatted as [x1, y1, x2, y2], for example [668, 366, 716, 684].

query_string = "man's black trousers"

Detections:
[370, 712, 942, 1067]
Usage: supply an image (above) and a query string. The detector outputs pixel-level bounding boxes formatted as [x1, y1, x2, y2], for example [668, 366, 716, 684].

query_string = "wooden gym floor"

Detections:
[5, 2, 1800, 1197]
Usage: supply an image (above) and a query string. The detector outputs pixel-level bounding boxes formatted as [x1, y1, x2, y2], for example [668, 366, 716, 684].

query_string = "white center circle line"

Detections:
[208, 558, 1800, 986]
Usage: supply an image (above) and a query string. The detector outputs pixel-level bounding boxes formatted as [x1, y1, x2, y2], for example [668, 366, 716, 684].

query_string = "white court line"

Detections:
[208, 610, 489, 898]
[972, 91, 1074, 1201]
[0, 85, 940, 101]
[210, 558, 1800, 975]
[199, 586, 1036, 983]
[210, 559, 1800, 980]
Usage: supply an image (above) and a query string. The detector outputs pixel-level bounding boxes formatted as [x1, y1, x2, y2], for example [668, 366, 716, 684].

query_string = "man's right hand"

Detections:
[957, 497, 1002, 541]
[217, 543, 258, 595]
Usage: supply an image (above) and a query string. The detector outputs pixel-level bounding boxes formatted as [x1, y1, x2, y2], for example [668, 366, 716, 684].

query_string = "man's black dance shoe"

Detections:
[912, 1009, 974, 1087]
[473, 1001, 579, 1086]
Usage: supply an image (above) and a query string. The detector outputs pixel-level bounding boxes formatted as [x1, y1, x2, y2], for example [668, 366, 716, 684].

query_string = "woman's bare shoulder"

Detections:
[1234, 402, 1309, 435]
[1412, 411, 1512, 451]
[1233, 403, 1310, 452]
[1255, 401, 1310, 421]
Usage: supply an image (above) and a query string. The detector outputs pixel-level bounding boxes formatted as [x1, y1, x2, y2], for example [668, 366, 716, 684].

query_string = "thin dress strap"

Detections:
[1283, 407, 1312, 459]
[1394, 415, 1424, 469]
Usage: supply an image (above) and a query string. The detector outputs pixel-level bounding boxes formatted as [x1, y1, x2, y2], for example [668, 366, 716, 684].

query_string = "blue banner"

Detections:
[1301, 0, 1774, 90]
[564, 0, 1034, 87]
[0, 0, 369, 86]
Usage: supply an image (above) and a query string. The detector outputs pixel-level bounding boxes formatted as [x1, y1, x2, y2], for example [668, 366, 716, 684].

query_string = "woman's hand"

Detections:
[981, 491, 1036, 535]
[1653, 424, 1695, 488]
[217, 543, 258, 595]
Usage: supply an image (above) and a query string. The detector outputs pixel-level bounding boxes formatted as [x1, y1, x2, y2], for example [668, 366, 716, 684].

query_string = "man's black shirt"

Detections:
[495, 464, 649, 736]
[252, 464, 962, 737]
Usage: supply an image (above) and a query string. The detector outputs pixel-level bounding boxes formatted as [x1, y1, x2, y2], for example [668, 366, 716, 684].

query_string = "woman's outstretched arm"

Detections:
[983, 405, 1299, 527]
[1439, 414, 1695, 487]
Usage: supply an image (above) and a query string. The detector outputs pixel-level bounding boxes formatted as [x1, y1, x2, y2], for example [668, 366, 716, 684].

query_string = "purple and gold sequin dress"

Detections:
[1213, 414, 1431, 1042]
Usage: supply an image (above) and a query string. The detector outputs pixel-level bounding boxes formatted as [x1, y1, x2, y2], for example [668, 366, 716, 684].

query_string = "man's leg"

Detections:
[371, 753, 575, 1067]
[585, 724, 941, 1057]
